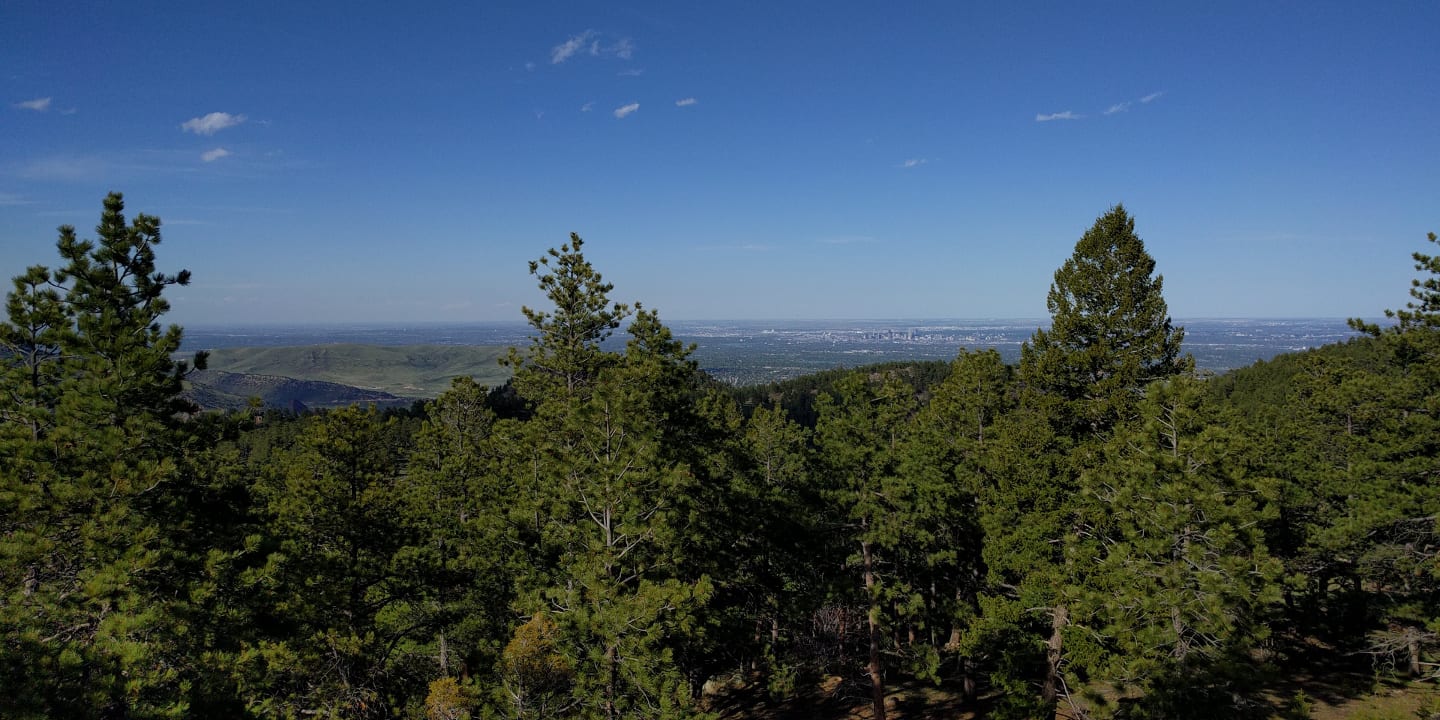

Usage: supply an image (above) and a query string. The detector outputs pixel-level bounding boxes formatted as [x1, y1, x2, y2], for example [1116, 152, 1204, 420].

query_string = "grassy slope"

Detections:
[184, 369, 410, 411]
[203, 343, 512, 398]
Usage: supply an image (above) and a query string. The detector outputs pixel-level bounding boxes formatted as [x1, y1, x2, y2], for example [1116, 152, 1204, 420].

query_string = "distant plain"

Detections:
[183, 318, 1362, 407]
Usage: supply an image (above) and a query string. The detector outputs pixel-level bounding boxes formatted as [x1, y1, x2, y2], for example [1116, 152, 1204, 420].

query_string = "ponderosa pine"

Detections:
[1019, 204, 1186, 435]
[0, 193, 201, 718]
[504, 237, 716, 720]
[815, 370, 920, 720]
[990, 205, 1188, 714]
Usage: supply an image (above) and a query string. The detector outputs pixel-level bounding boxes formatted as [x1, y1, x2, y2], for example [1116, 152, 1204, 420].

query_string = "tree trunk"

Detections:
[1041, 604, 1068, 705]
[605, 644, 618, 720]
[1172, 606, 1189, 661]
[863, 539, 886, 720]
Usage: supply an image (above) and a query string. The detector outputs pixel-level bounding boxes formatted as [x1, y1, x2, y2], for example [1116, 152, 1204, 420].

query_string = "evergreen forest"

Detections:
[4, 193, 1440, 720]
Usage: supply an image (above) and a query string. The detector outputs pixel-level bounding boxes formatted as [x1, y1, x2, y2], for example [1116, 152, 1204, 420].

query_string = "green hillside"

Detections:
[184, 369, 412, 411]
[202, 343, 512, 398]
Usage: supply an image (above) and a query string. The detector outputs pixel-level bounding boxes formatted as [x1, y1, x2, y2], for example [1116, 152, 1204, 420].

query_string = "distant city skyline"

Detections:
[2, 2, 1437, 325]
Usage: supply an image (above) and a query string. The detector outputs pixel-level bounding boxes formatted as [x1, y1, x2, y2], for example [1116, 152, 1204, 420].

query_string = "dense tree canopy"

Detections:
[3, 198, 1437, 719]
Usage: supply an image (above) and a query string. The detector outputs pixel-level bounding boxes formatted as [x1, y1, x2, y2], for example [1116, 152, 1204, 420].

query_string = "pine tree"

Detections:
[1019, 204, 1186, 435]
[815, 370, 921, 720]
[502, 237, 717, 719]
[1351, 231, 1440, 336]
[728, 404, 821, 694]
[0, 266, 69, 441]
[902, 349, 1012, 696]
[497, 612, 574, 718]
[984, 205, 1187, 714]
[403, 376, 514, 692]
[1340, 231, 1440, 675]
[0, 193, 200, 718]
[234, 406, 425, 718]
[504, 232, 629, 402]
[970, 396, 1072, 719]
[1065, 377, 1282, 718]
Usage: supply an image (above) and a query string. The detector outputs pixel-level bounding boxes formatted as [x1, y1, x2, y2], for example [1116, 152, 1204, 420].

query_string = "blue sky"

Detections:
[2, 1, 1437, 324]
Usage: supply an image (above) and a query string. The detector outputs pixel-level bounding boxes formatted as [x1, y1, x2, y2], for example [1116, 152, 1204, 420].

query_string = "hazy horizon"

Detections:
[178, 317, 1364, 382]
[177, 314, 1368, 328]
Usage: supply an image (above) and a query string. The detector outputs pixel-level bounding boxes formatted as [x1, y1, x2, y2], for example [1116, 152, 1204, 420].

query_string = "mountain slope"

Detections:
[201, 343, 512, 398]
[184, 369, 411, 411]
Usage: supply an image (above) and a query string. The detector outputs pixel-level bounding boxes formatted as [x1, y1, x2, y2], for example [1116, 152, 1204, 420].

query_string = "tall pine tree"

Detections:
[815, 370, 920, 720]
[502, 237, 717, 719]
[984, 205, 1187, 715]
[1019, 204, 1186, 435]
[0, 193, 201, 718]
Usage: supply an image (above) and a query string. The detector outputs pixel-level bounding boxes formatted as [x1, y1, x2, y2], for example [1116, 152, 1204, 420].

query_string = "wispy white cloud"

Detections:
[901, 158, 927, 168]
[182, 111, 246, 135]
[581, 101, 595, 112]
[552, 31, 635, 64]
[614, 102, 639, 119]
[0, 192, 35, 206]
[675, 97, 697, 107]
[201, 147, 231, 162]
[14, 97, 51, 111]
[59, 107, 77, 115]
[524, 61, 536, 71]
[1036, 110, 1081, 122]
[618, 68, 645, 77]
[1100, 91, 1163, 118]
[552, 30, 595, 63]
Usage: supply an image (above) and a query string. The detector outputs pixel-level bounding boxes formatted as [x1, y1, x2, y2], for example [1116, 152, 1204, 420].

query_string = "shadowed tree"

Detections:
[399, 375, 516, 705]
[815, 370, 920, 720]
[902, 349, 1012, 697]
[1065, 376, 1282, 718]
[233, 406, 426, 718]
[1342, 232, 1440, 677]
[725, 403, 822, 693]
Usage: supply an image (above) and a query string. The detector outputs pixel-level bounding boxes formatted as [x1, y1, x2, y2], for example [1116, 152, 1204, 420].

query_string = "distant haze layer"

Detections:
[186, 318, 1362, 387]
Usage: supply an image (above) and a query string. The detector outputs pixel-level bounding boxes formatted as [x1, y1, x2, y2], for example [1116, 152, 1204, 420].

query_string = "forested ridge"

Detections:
[3, 194, 1439, 720]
